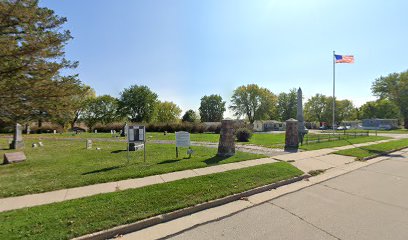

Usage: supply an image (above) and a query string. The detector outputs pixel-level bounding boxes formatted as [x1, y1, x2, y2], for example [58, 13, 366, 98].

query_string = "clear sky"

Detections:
[40, 0, 408, 117]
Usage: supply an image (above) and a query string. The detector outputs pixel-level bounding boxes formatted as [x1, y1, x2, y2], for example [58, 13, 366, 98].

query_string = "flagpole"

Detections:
[332, 51, 336, 133]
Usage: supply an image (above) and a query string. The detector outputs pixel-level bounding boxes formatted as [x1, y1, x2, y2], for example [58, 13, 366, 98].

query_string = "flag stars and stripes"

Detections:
[335, 54, 354, 63]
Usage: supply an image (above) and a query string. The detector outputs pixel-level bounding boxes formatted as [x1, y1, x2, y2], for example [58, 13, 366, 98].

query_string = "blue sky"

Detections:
[40, 0, 408, 117]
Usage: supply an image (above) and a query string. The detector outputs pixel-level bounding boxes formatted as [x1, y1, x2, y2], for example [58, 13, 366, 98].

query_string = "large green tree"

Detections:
[229, 84, 277, 124]
[119, 85, 158, 122]
[182, 109, 198, 122]
[359, 99, 400, 120]
[277, 88, 297, 121]
[199, 94, 226, 122]
[0, 0, 83, 124]
[155, 101, 182, 123]
[80, 95, 119, 131]
[305, 94, 356, 125]
[304, 94, 328, 123]
[371, 71, 408, 128]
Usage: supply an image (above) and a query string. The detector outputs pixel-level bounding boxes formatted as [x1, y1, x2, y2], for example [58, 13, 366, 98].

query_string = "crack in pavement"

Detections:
[267, 201, 342, 240]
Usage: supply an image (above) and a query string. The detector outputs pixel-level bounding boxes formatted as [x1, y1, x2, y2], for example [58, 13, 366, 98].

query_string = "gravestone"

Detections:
[86, 139, 93, 149]
[10, 123, 24, 149]
[121, 123, 128, 137]
[25, 125, 30, 135]
[94, 129, 97, 133]
[53, 130, 57, 134]
[285, 118, 299, 150]
[217, 119, 236, 157]
[3, 152, 26, 164]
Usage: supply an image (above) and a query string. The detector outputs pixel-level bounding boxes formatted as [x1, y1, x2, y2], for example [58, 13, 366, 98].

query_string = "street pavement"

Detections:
[168, 151, 408, 240]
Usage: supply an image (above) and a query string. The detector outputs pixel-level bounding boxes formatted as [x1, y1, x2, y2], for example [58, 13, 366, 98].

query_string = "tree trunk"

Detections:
[404, 117, 408, 129]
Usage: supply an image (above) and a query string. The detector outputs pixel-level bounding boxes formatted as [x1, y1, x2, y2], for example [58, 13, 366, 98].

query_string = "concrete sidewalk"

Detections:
[0, 157, 278, 212]
[0, 139, 395, 213]
[122, 148, 408, 240]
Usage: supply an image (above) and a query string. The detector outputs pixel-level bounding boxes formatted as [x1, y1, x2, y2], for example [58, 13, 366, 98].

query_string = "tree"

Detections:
[229, 84, 277, 124]
[304, 94, 355, 125]
[182, 109, 198, 122]
[0, 0, 82, 125]
[304, 94, 328, 123]
[277, 88, 297, 121]
[119, 85, 158, 122]
[199, 94, 226, 122]
[155, 101, 182, 123]
[52, 85, 95, 130]
[80, 95, 119, 131]
[371, 70, 408, 128]
[336, 99, 355, 122]
[359, 99, 401, 120]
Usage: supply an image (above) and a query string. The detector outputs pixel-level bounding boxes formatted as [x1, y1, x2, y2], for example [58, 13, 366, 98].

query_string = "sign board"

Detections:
[128, 126, 145, 143]
[176, 131, 190, 147]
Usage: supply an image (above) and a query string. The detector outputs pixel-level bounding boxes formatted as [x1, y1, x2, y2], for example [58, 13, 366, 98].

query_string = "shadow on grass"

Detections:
[158, 159, 181, 164]
[111, 150, 127, 154]
[204, 156, 231, 165]
[82, 166, 123, 175]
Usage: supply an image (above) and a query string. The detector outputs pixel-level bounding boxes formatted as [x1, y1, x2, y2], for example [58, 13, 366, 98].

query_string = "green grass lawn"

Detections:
[0, 162, 302, 240]
[321, 129, 408, 134]
[241, 133, 285, 148]
[299, 136, 389, 151]
[0, 139, 265, 198]
[333, 138, 408, 160]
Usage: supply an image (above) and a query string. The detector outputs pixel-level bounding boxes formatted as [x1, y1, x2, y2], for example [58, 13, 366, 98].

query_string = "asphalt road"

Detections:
[168, 151, 408, 240]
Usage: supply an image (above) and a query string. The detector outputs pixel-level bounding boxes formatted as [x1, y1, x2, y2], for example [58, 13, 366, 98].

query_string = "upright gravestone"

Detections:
[121, 123, 128, 137]
[86, 139, 93, 149]
[25, 125, 30, 135]
[217, 119, 236, 157]
[285, 118, 299, 150]
[10, 123, 24, 149]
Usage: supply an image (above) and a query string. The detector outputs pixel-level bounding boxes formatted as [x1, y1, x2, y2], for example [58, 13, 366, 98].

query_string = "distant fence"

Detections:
[303, 131, 369, 145]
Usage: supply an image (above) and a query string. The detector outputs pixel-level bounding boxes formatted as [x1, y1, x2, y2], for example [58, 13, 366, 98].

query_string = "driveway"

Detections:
[168, 151, 408, 240]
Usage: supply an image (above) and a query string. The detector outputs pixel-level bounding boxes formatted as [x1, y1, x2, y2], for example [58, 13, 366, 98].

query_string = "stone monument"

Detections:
[10, 123, 24, 149]
[121, 122, 128, 137]
[86, 139, 93, 149]
[296, 87, 308, 144]
[217, 119, 236, 157]
[285, 118, 299, 150]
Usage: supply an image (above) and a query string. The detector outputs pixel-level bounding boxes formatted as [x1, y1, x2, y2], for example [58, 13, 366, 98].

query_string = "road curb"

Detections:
[73, 174, 309, 240]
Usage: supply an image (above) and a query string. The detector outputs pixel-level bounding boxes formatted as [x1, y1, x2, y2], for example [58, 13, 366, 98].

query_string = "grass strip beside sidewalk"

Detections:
[333, 138, 408, 160]
[300, 136, 389, 151]
[0, 162, 302, 240]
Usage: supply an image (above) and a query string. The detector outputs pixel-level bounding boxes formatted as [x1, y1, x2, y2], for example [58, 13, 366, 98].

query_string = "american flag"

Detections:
[335, 54, 354, 63]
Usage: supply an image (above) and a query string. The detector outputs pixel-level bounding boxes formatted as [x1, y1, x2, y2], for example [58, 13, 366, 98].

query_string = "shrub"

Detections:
[235, 128, 253, 142]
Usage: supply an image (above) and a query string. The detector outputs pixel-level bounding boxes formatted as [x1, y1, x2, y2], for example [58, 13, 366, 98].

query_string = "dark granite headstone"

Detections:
[3, 152, 26, 164]
[217, 119, 236, 157]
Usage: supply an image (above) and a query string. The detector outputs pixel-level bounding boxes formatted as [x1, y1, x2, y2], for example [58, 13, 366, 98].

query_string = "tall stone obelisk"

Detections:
[296, 88, 307, 144]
